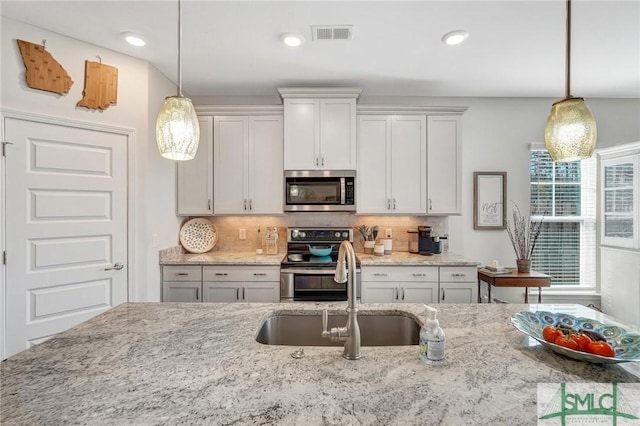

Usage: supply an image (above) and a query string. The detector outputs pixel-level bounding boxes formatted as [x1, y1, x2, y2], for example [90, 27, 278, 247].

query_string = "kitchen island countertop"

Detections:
[2, 302, 639, 425]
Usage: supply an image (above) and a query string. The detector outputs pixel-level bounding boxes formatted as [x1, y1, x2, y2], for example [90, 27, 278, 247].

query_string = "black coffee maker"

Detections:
[418, 226, 442, 255]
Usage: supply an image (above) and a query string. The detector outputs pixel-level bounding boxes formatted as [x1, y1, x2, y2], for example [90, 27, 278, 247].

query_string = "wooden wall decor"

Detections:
[77, 60, 118, 110]
[17, 39, 73, 95]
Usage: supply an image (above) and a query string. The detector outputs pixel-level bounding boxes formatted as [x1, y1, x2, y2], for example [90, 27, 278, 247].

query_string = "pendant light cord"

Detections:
[565, 0, 572, 98]
[177, 0, 183, 97]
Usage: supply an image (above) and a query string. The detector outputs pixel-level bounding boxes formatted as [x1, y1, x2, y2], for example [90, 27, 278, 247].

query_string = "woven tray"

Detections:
[179, 218, 218, 253]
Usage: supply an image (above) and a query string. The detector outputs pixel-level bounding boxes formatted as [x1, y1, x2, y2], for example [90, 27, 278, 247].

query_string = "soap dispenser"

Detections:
[419, 306, 445, 362]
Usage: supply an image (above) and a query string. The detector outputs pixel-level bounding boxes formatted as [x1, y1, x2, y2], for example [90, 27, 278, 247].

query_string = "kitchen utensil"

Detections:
[308, 245, 332, 257]
[372, 225, 379, 241]
[510, 310, 640, 364]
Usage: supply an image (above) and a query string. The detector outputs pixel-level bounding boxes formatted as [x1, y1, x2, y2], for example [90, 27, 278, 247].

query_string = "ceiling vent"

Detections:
[311, 25, 354, 41]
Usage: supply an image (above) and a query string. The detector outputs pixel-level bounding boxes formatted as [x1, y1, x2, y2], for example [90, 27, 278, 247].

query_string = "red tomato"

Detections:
[587, 341, 615, 357]
[543, 325, 563, 343]
[554, 334, 579, 351]
[570, 333, 593, 352]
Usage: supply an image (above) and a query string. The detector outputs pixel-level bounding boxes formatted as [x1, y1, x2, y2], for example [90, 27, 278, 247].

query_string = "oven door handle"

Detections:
[280, 268, 360, 275]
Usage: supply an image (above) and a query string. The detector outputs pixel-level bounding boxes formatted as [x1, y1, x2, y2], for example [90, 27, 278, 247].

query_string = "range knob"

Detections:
[342, 232, 349, 239]
[299, 231, 306, 238]
[291, 229, 299, 238]
[334, 231, 341, 238]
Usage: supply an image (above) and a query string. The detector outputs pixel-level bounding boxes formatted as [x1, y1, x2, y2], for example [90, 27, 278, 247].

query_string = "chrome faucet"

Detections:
[321, 240, 361, 360]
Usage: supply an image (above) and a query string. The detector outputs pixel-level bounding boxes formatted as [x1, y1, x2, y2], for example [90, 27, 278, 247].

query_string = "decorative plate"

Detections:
[179, 218, 218, 253]
[511, 311, 640, 364]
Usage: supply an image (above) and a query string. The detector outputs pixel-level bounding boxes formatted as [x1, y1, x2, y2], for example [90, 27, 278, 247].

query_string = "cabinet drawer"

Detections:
[440, 266, 476, 282]
[203, 266, 280, 282]
[162, 265, 202, 282]
[361, 266, 438, 282]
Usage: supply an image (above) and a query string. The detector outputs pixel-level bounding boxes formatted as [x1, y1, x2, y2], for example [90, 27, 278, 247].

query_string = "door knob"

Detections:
[104, 262, 124, 271]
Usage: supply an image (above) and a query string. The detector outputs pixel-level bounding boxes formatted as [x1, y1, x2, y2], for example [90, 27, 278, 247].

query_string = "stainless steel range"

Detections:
[280, 227, 361, 302]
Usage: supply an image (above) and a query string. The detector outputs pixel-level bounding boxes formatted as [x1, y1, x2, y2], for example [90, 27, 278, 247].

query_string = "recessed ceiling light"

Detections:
[123, 32, 146, 47]
[442, 30, 469, 46]
[281, 33, 304, 47]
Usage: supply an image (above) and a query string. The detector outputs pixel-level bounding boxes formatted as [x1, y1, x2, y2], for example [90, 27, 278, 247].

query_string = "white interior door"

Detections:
[4, 117, 128, 358]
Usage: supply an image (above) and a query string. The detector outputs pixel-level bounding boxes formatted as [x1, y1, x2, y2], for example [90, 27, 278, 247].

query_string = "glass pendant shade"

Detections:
[544, 97, 597, 162]
[156, 95, 200, 161]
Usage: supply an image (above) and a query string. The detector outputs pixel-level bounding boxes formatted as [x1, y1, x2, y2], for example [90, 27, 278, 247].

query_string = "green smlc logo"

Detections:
[539, 383, 639, 424]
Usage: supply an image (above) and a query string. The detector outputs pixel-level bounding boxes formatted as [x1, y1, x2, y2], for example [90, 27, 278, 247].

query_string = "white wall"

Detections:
[0, 17, 181, 305]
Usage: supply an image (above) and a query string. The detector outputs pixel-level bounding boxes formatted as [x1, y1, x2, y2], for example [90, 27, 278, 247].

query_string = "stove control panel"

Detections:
[288, 228, 353, 243]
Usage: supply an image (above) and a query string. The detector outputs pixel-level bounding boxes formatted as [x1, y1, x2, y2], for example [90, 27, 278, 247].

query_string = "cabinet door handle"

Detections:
[208, 199, 211, 210]
[412, 273, 425, 277]
[244, 199, 248, 210]
[442, 289, 445, 301]
[315, 157, 319, 167]
[387, 199, 391, 210]
[393, 198, 397, 210]
[373, 273, 388, 277]
[236, 288, 240, 300]
[401, 287, 405, 300]
[429, 198, 432, 211]
[249, 199, 252, 210]
[215, 273, 228, 276]
[321, 156, 325, 167]
[177, 273, 189, 276]
[196, 288, 199, 301]
[451, 273, 466, 277]
[395, 288, 399, 300]
[254, 273, 267, 276]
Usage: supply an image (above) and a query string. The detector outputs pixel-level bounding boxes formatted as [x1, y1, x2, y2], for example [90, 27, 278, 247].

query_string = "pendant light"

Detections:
[156, 0, 200, 161]
[544, 0, 596, 163]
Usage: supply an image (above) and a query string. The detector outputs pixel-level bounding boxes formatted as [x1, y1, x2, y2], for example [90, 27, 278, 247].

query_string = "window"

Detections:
[529, 146, 596, 287]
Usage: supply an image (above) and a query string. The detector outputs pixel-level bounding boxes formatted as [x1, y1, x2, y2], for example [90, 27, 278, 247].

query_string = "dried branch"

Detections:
[506, 203, 543, 260]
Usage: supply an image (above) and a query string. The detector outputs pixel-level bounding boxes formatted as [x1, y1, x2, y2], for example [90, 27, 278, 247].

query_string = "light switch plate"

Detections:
[385, 228, 392, 238]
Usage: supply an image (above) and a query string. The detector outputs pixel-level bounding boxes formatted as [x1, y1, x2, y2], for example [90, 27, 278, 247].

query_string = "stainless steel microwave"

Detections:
[284, 170, 356, 212]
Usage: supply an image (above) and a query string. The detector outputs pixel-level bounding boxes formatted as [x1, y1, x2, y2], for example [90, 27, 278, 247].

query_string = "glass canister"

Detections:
[265, 226, 279, 255]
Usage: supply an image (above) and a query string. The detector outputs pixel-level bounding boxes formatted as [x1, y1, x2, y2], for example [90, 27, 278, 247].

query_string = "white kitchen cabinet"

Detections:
[599, 143, 640, 249]
[357, 115, 427, 214]
[598, 142, 640, 325]
[162, 265, 203, 302]
[202, 266, 280, 303]
[213, 115, 283, 214]
[279, 88, 360, 171]
[176, 116, 213, 216]
[427, 115, 462, 215]
[600, 247, 640, 326]
[361, 266, 438, 303]
[439, 266, 478, 303]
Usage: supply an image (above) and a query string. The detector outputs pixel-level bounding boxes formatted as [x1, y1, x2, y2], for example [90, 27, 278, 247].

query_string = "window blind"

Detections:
[529, 148, 596, 287]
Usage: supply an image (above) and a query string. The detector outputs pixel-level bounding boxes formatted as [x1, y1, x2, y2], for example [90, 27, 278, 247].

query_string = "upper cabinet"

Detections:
[176, 116, 213, 216]
[279, 87, 361, 170]
[357, 115, 427, 214]
[427, 115, 462, 215]
[214, 115, 284, 215]
[598, 142, 640, 249]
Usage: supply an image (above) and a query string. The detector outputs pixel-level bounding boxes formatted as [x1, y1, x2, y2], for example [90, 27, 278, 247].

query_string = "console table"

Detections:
[477, 269, 551, 303]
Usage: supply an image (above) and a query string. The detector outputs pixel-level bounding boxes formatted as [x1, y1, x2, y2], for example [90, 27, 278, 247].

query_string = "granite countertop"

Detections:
[160, 247, 479, 267]
[357, 251, 480, 266]
[160, 249, 284, 266]
[2, 302, 639, 425]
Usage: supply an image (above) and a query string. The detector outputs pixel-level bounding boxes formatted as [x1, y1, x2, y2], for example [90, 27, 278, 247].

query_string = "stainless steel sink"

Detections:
[256, 311, 420, 346]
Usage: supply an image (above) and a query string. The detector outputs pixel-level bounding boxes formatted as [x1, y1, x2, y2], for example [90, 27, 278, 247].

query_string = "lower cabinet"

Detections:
[162, 265, 279, 303]
[439, 266, 478, 303]
[361, 265, 477, 304]
[202, 266, 280, 303]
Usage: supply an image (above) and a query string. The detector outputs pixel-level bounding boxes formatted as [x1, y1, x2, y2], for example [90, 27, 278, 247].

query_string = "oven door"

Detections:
[280, 269, 360, 302]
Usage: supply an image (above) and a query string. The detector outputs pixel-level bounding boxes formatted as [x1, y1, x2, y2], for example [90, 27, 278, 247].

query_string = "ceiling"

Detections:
[2, 0, 639, 99]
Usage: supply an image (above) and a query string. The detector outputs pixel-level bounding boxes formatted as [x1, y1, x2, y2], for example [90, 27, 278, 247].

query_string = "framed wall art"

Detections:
[473, 172, 507, 230]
